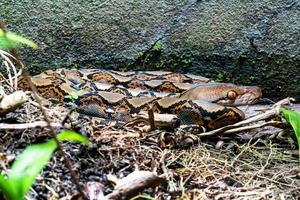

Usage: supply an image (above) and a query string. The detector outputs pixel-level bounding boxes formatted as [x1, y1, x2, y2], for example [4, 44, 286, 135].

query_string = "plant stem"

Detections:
[0, 21, 87, 200]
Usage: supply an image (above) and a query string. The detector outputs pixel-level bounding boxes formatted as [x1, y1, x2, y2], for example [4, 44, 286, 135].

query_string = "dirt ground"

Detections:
[0, 99, 299, 200]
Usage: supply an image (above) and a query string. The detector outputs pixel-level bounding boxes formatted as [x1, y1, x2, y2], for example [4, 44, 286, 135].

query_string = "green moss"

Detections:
[236, 51, 248, 63]
[130, 41, 195, 72]
[215, 72, 226, 82]
[58, 61, 80, 69]
[275, 59, 284, 65]
[249, 76, 255, 81]
[137, 51, 144, 57]
[152, 41, 162, 52]
[129, 50, 300, 98]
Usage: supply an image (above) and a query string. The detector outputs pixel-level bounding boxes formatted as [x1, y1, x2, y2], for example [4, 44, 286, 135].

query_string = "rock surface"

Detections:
[0, 0, 299, 98]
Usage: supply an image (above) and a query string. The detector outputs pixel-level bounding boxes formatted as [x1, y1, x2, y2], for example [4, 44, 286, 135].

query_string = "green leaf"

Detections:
[0, 174, 17, 200]
[65, 90, 84, 101]
[0, 130, 91, 200]
[6, 32, 38, 49]
[280, 109, 300, 159]
[57, 130, 92, 147]
[0, 29, 38, 50]
[0, 31, 14, 50]
[152, 41, 162, 51]
[137, 51, 144, 57]
[8, 140, 57, 200]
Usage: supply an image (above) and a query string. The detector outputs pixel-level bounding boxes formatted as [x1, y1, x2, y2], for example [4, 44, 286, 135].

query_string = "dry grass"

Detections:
[0, 55, 299, 199]
[0, 99, 299, 199]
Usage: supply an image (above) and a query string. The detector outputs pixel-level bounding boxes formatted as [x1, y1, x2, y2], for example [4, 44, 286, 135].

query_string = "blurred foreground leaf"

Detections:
[280, 109, 300, 160]
[0, 28, 38, 50]
[0, 130, 90, 200]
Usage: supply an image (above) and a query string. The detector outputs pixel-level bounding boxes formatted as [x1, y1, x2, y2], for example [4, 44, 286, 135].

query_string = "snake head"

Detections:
[180, 83, 262, 106]
[225, 86, 262, 106]
[209, 84, 262, 106]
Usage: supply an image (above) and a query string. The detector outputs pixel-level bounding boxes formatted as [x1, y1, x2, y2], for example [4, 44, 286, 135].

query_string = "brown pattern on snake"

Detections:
[36, 69, 200, 93]
[17, 69, 262, 130]
[74, 91, 244, 130]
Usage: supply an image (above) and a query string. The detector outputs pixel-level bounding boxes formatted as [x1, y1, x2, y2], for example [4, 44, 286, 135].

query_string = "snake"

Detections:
[17, 69, 262, 130]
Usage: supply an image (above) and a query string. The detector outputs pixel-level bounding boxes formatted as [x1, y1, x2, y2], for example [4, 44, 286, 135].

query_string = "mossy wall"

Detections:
[0, 0, 299, 98]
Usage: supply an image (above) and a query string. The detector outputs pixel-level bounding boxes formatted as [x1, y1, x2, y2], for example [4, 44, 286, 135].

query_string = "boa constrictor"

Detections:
[18, 69, 262, 130]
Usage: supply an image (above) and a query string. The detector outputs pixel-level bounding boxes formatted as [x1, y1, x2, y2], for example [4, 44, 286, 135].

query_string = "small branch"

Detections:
[160, 150, 177, 192]
[126, 112, 179, 130]
[0, 21, 87, 199]
[221, 121, 284, 135]
[0, 90, 28, 116]
[0, 49, 21, 90]
[198, 97, 294, 138]
[104, 171, 167, 200]
[0, 121, 62, 129]
[148, 109, 155, 131]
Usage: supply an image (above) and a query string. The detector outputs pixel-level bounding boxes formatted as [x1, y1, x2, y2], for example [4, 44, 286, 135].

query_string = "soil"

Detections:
[0, 96, 299, 200]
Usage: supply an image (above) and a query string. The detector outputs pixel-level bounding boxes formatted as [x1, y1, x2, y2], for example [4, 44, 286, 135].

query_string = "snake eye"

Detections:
[227, 91, 237, 100]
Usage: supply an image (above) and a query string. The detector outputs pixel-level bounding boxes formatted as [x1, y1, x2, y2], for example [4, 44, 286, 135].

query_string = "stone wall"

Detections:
[1, 0, 299, 98]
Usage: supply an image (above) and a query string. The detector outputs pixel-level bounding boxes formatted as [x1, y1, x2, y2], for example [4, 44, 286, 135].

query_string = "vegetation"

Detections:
[0, 22, 299, 199]
[0, 130, 91, 200]
[0, 27, 91, 200]
[65, 90, 84, 102]
[0, 28, 37, 50]
[280, 109, 300, 159]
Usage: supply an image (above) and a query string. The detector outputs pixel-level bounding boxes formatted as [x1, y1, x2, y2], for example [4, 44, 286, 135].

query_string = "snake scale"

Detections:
[18, 69, 262, 130]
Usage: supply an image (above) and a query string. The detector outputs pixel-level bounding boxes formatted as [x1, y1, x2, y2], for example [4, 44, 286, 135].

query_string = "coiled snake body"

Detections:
[18, 69, 262, 130]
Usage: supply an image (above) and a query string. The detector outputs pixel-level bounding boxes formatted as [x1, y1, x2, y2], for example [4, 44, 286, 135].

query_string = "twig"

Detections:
[160, 150, 177, 192]
[0, 21, 87, 199]
[0, 90, 28, 116]
[148, 108, 155, 131]
[61, 108, 74, 125]
[104, 171, 167, 199]
[221, 121, 285, 135]
[126, 112, 178, 130]
[28, 100, 51, 112]
[198, 97, 294, 138]
[0, 121, 62, 129]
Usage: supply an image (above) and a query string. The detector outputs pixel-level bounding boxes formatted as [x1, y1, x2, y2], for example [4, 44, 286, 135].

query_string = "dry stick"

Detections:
[105, 171, 167, 199]
[160, 150, 177, 192]
[0, 22, 87, 199]
[21, 58, 86, 198]
[198, 97, 294, 138]
[0, 121, 62, 129]
[148, 108, 155, 131]
[15, 55, 87, 199]
[221, 121, 284, 135]
[61, 109, 75, 125]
